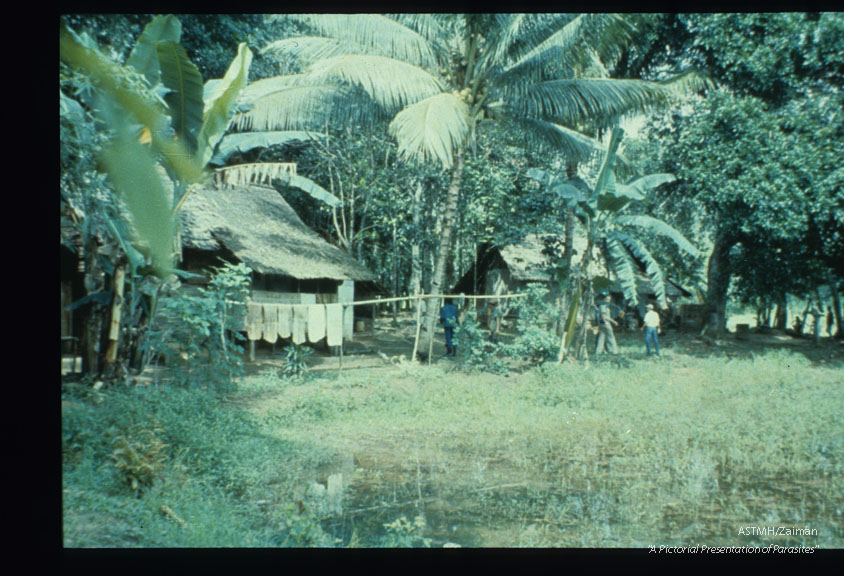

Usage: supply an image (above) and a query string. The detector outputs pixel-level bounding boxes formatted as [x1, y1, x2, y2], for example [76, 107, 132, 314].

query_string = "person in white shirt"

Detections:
[642, 303, 661, 356]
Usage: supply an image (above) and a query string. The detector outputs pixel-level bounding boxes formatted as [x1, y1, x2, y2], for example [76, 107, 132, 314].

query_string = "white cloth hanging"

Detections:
[292, 304, 308, 344]
[262, 303, 278, 343]
[326, 303, 343, 347]
[308, 304, 327, 343]
[278, 304, 292, 339]
[246, 302, 263, 341]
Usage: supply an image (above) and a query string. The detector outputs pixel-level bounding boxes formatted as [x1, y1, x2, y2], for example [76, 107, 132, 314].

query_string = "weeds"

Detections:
[110, 426, 168, 494]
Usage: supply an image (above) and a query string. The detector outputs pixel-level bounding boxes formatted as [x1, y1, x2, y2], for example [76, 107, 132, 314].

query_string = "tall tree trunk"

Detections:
[564, 159, 578, 272]
[575, 230, 595, 361]
[419, 149, 464, 358]
[774, 294, 788, 330]
[827, 268, 842, 339]
[409, 180, 423, 310]
[703, 230, 736, 336]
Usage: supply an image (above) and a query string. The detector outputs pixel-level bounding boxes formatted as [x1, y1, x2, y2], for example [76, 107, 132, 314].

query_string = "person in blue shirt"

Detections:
[440, 297, 459, 356]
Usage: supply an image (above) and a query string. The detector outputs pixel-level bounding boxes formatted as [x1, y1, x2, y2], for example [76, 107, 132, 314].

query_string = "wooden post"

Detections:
[412, 292, 423, 361]
[427, 297, 435, 365]
[249, 340, 256, 362]
[104, 265, 125, 365]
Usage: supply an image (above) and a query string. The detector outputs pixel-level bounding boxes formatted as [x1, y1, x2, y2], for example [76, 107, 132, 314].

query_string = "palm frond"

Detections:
[388, 93, 470, 168]
[514, 118, 604, 165]
[613, 214, 700, 256]
[516, 78, 672, 125]
[305, 54, 444, 112]
[214, 162, 297, 187]
[213, 165, 341, 208]
[388, 14, 450, 65]
[262, 36, 366, 68]
[657, 69, 717, 95]
[612, 231, 668, 308]
[209, 131, 322, 165]
[231, 83, 382, 132]
[498, 14, 636, 87]
[605, 235, 638, 305]
[288, 14, 438, 68]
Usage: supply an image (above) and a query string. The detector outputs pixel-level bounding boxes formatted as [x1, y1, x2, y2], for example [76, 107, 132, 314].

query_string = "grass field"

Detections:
[62, 332, 844, 548]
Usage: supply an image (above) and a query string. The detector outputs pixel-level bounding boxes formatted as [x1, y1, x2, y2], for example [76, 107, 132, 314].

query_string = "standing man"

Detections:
[595, 294, 619, 355]
[440, 297, 459, 356]
[642, 303, 661, 356]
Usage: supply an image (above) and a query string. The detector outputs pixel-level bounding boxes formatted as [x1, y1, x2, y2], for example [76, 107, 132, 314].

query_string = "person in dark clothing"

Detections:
[440, 298, 459, 356]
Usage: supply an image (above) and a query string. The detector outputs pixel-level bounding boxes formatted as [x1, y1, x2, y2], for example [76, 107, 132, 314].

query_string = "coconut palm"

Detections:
[251, 14, 707, 355]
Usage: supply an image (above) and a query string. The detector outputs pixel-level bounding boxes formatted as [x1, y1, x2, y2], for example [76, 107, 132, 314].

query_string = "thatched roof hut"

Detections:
[453, 234, 590, 295]
[453, 232, 690, 303]
[179, 183, 375, 283]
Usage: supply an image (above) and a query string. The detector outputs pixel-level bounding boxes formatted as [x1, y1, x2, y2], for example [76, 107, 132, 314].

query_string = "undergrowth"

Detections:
[63, 345, 844, 548]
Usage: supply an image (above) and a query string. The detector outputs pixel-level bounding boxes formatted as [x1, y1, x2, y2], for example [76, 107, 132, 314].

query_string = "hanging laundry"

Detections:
[292, 304, 308, 344]
[278, 304, 292, 339]
[262, 303, 278, 343]
[308, 304, 327, 343]
[246, 302, 263, 341]
[326, 303, 343, 347]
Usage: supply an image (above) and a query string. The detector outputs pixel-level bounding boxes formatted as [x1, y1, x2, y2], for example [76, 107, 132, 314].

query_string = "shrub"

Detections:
[455, 315, 508, 374]
[506, 284, 560, 365]
[281, 343, 313, 381]
[380, 515, 432, 548]
[110, 426, 168, 494]
[146, 262, 251, 391]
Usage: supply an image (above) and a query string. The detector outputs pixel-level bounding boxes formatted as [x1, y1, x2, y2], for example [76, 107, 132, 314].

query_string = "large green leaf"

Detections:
[99, 99, 175, 278]
[621, 173, 676, 196]
[606, 236, 637, 304]
[613, 231, 668, 307]
[209, 131, 322, 165]
[593, 127, 624, 198]
[388, 93, 470, 168]
[280, 173, 341, 208]
[60, 22, 203, 184]
[126, 14, 182, 86]
[156, 41, 204, 154]
[196, 43, 252, 168]
[613, 214, 700, 256]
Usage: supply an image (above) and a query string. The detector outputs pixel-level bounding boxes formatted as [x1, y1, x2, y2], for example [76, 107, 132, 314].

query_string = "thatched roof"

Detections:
[498, 234, 590, 282]
[180, 184, 375, 282]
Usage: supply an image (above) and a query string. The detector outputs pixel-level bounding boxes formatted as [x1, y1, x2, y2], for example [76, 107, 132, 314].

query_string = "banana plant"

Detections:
[529, 127, 700, 359]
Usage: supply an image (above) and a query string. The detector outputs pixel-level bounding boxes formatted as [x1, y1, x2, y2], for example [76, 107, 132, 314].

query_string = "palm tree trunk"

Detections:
[419, 149, 464, 358]
[409, 180, 423, 310]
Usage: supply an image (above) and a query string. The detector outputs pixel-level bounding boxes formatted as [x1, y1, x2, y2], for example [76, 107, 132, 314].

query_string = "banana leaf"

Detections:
[196, 43, 253, 168]
[126, 14, 182, 86]
[209, 131, 322, 165]
[156, 41, 204, 154]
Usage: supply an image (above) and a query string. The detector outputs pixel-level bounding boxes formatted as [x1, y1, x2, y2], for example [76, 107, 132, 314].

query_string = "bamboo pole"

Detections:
[104, 265, 126, 364]
[412, 293, 423, 361]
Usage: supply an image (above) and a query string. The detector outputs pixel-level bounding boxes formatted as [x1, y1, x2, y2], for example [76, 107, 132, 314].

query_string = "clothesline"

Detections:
[339, 292, 528, 308]
[235, 292, 528, 308]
